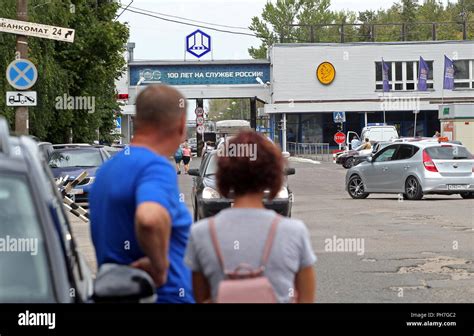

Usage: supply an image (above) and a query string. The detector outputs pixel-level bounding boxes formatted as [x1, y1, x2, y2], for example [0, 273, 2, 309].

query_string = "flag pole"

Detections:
[383, 91, 386, 124]
[413, 110, 417, 137]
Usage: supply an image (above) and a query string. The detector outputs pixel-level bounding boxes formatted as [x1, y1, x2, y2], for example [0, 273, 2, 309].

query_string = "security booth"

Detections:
[439, 104, 474, 153]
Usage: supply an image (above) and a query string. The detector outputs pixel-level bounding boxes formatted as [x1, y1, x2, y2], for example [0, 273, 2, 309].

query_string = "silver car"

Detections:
[346, 142, 474, 200]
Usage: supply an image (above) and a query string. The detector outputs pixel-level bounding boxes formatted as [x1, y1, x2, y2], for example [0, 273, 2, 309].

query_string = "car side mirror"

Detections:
[92, 264, 156, 303]
[188, 168, 200, 176]
[285, 167, 296, 175]
[367, 156, 373, 163]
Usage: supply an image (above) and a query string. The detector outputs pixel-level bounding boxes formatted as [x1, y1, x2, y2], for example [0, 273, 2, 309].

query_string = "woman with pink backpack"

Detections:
[185, 131, 316, 303]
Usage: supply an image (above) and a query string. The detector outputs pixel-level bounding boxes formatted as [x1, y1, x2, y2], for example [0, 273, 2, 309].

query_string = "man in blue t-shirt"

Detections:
[89, 85, 194, 303]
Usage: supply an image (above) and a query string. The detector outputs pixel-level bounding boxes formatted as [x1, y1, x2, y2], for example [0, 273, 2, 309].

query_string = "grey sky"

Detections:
[119, 0, 450, 61]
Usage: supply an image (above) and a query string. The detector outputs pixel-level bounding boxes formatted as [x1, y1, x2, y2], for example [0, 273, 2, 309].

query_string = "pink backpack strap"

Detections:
[209, 217, 226, 271]
[260, 215, 281, 268]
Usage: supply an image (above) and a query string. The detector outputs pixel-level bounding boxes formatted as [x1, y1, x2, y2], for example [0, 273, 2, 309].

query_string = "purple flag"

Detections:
[443, 55, 455, 90]
[418, 57, 429, 91]
[382, 58, 390, 92]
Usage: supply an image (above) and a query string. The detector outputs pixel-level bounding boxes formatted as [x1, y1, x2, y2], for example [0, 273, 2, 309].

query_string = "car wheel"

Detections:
[343, 157, 354, 169]
[347, 175, 369, 199]
[460, 192, 474, 199]
[404, 176, 423, 200]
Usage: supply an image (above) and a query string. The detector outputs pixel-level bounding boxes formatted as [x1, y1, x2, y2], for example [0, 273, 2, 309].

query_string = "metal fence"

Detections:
[287, 142, 330, 162]
[284, 21, 474, 43]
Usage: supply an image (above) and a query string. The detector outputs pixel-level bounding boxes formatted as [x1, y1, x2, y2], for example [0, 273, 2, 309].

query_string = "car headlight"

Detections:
[276, 187, 289, 199]
[202, 187, 220, 199]
[84, 177, 95, 185]
[76, 177, 95, 186]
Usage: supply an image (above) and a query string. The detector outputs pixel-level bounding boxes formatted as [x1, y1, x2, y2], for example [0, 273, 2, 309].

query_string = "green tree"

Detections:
[0, 0, 129, 143]
[248, 0, 302, 59]
[249, 0, 473, 54]
[357, 10, 377, 41]
[400, 0, 419, 23]
[207, 99, 250, 121]
[249, 0, 358, 58]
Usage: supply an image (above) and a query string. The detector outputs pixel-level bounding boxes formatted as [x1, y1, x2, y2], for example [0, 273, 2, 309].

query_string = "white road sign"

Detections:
[195, 107, 204, 116]
[196, 116, 204, 125]
[6, 91, 37, 106]
[196, 125, 205, 134]
[0, 18, 75, 43]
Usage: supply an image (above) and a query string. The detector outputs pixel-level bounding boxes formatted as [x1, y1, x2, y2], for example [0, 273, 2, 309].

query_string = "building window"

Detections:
[375, 61, 434, 91]
[454, 60, 474, 89]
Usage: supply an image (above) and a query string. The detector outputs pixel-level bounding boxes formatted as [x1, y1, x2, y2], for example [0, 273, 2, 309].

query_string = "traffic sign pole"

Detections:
[15, 0, 28, 135]
[196, 99, 204, 156]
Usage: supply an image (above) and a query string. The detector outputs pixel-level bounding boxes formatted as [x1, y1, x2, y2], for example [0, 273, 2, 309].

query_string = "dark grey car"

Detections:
[189, 150, 295, 220]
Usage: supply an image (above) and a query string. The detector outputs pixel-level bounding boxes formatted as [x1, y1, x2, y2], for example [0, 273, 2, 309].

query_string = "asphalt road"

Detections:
[69, 157, 474, 303]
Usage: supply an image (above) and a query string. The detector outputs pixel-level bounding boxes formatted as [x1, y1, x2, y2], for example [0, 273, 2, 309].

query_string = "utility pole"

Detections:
[15, 0, 29, 135]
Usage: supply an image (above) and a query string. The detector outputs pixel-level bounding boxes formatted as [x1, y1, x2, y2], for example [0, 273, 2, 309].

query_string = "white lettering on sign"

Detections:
[148, 70, 266, 82]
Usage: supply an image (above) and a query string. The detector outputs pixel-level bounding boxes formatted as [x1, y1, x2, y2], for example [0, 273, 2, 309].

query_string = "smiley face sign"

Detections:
[316, 62, 336, 85]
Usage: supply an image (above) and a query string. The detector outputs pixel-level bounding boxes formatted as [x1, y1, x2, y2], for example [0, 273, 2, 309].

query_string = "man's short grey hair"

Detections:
[135, 85, 187, 132]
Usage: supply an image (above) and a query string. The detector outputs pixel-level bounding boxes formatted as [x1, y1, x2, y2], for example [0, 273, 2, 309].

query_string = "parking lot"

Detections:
[69, 157, 474, 303]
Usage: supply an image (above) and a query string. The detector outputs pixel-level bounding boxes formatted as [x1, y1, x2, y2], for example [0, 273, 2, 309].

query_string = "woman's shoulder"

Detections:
[278, 216, 309, 235]
[190, 218, 211, 238]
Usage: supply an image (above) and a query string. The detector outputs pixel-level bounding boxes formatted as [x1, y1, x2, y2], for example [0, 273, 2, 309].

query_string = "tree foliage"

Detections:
[0, 0, 129, 143]
[207, 99, 251, 121]
[249, 0, 474, 58]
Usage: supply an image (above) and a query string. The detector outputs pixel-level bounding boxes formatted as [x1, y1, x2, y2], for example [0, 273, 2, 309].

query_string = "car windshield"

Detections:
[49, 149, 103, 168]
[0, 174, 54, 302]
[205, 153, 218, 176]
[425, 146, 473, 160]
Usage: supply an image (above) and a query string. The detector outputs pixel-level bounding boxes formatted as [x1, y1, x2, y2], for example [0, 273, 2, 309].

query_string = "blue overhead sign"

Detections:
[130, 63, 270, 86]
[186, 30, 211, 58]
[333, 111, 346, 123]
[6, 59, 38, 90]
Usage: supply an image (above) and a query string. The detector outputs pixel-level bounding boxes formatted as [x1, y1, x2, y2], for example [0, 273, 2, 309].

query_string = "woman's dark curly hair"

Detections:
[216, 131, 284, 200]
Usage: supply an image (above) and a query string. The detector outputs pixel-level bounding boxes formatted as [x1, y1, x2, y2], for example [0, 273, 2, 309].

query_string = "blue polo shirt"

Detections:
[89, 146, 194, 303]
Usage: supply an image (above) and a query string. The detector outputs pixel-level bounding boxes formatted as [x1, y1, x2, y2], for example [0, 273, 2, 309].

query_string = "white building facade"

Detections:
[265, 41, 474, 146]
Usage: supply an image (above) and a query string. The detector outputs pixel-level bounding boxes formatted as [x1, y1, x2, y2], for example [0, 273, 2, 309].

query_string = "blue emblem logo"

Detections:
[186, 30, 211, 58]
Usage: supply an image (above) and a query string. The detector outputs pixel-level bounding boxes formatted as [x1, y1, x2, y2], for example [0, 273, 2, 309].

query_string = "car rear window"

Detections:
[425, 146, 473, 160]
[49, 149, 103, 168]
[0, 174, 54, 302]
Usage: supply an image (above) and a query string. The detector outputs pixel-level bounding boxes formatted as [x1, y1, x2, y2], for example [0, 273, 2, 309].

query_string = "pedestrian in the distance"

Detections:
[351, 136, 361, 150]
[89, 84, 194, 303]
[174, 145, 183, 174]
[361, 138, 372, 150]
[185, 131, 316, 303]
[182, 141, 192, 174]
